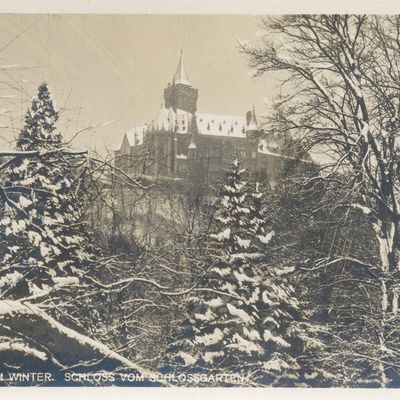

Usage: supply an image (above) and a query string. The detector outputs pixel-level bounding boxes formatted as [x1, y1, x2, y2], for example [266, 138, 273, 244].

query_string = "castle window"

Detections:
[177, 161, 187, 173]
[252, 150, 257, 158]
[235, 145, 246, 159]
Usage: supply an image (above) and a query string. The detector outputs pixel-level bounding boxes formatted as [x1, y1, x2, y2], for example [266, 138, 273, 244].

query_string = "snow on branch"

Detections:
[0, 148, 88, 158]
[0, 341, 48, 361]
[0, 300, 152, 374]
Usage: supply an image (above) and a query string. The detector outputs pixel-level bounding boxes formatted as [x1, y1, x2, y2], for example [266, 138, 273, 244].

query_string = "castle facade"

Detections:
[115, 52, 309, 185]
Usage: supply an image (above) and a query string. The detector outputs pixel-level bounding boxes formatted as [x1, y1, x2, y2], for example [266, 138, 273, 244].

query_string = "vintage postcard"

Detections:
[1, 1, 400, 399]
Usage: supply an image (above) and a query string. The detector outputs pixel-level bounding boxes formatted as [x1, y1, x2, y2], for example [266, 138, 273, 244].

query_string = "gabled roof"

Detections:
[156, 107, 173, 131]
[258, 139, 314, 164]
[154, 106, 191, 134]
[174, 50, 191, 86]
[126, 124, 146, 147]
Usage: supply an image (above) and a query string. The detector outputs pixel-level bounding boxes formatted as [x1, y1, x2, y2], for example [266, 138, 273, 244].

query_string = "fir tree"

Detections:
[16, 82, 62, 151]
[165, 160, 314, 386]
[0, 83, 91, 298]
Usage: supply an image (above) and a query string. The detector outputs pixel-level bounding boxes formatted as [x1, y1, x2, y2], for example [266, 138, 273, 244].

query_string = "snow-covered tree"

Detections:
[0, 84, 164, 379]
[16, 82, 62, 151]
[241, 15, 400, 386]
[165, 160, 314, 386]
[0, 82, 91, 299]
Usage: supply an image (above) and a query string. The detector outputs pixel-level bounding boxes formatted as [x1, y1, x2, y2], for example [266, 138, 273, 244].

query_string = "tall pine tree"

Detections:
[16, 82, 62, 151]
[165, 160, 317, 386]
[0, 83, 91, 299]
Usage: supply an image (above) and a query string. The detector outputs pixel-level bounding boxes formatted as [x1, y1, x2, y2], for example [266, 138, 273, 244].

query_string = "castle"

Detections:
[115, 51, 310, 186]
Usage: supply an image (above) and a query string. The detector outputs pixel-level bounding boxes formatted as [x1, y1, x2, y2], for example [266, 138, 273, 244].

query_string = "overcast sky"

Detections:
[0, 14, 281, 153]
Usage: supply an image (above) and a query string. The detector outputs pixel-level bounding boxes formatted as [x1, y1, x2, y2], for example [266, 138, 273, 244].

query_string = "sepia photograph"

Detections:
[1, 2, 400, 398]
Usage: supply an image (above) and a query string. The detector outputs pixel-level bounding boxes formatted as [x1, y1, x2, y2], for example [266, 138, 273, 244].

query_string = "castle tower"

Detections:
[164, 50, 199, 114]
[246, 104, 259, 137]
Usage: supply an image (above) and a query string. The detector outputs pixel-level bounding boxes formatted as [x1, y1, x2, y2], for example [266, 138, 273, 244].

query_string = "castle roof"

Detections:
[155, 106, 191, 134]
[258, 138, 314, 164]
[154, 107, 249, 138]
[126, 124, 146, 146]
[174, 50, 191, 86]
[197, 113, 247, 138]
[156, 106, 175, 131]
[118, 107, 260, 151]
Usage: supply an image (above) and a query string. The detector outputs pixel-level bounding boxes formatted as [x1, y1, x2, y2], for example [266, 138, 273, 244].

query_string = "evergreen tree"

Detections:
[0, 83, 91, 299]
[16, 82, 62, 151]
[165, 160, 310, 385]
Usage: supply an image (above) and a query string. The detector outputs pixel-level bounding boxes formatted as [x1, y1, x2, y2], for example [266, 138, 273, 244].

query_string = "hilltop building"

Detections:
[115, 51, 310, 185]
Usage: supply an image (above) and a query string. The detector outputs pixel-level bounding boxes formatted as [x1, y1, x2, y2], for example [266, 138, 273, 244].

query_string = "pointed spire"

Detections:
[247, 103, 258, 131]
[174, 50, 191, 86]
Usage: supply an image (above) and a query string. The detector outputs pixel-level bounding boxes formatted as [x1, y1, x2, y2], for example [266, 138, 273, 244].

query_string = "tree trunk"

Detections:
[374, 214, 399, 387]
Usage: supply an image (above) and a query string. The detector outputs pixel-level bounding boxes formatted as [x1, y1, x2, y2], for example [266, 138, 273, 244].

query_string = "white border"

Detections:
[3, 387, 400, 400]
[0, 0, 398, 15]
[1, 0, 400, 399]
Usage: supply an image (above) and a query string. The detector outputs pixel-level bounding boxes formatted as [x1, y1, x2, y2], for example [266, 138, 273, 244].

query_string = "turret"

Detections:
[246, 104, 259, 138]
[164, 50, 199, 114]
